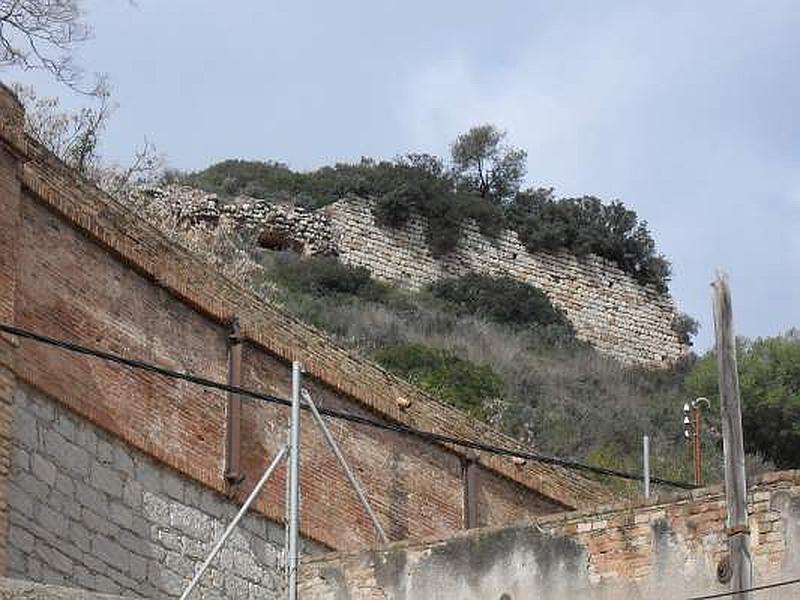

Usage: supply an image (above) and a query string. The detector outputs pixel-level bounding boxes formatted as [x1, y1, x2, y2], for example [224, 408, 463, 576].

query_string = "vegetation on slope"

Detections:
[129, 189, 787, 495]
[687, 331, 800, 468]
[183, 125, 671, 291]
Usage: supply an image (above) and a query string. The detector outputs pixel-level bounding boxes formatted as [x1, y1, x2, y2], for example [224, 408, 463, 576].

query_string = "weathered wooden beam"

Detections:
[712, 272, 752, 599]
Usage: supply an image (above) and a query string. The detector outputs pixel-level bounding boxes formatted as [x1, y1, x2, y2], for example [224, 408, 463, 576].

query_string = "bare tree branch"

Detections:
[0, 0, 91, 90]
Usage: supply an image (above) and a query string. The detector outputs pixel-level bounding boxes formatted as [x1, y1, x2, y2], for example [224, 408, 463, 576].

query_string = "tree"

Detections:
[686, 330, 800, 468]
[13, 79, 111, 174]
[451, 124, 527, 204]
[0, 0, 91, 90]
[14, 82, 163, 194]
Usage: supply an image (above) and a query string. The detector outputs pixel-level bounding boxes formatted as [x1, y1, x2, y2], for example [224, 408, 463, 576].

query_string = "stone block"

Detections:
[91, 463, 124, 498]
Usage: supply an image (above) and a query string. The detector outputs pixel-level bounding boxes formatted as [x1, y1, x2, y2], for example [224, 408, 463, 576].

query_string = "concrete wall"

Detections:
[7, 383, 323, 598]
[300, 472, 800, 599]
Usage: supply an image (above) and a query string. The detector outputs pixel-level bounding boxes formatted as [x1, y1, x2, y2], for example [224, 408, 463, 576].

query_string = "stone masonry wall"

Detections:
[323, 199, 685, 367]
[300, 471, 800, 599]
[143, 186, 686, 366]
[7, 382, 324, 598]
[0, 577, 128, 599]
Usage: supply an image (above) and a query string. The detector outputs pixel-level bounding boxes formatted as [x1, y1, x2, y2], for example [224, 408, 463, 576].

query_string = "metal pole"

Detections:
[287, 361, 302, 600]
[694, 406, 702, 486]
[179, 446, 288, 600]
[643, 435, 650, 499]
[302, 389, 389, 545]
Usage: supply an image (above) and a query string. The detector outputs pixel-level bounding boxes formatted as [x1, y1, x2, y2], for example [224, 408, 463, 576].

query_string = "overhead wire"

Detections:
[0, 322, 696, 490]
[686, 577, 800, 599]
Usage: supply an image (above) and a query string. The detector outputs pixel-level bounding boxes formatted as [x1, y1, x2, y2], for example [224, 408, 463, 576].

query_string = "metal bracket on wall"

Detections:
[462, 451, 479, 529]
[224, 319, 244, 484]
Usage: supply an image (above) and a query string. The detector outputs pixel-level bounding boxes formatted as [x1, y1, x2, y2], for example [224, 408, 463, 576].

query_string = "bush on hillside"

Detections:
[687, 330, 800, 468]
[506, 189, 672, 292]
[185, 159, 303, 198]
[373, 343, 503, 419]
[428, 273, 575, 338]
[672, 313, 700, 346]
[271, 254, 386, 300]
[189, 156, 505, 254]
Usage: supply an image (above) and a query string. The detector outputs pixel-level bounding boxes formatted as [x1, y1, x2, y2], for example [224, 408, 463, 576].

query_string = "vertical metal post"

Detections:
[694, 406, 702, 486]
[713, 272, 752, 599]
[287, 361, 301, 600]
[643, 435, 650, 499]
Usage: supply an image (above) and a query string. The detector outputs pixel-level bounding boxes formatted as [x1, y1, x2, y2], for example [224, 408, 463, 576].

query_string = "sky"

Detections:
[8, 0, 800, 351]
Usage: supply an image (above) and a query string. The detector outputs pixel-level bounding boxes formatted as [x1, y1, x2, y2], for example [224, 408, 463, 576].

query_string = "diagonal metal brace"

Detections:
[180, 445, 289, 600]
[301, 388, 389, 545]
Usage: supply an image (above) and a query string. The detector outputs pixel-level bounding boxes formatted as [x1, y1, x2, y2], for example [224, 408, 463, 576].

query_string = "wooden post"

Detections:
[712, 272, 752, 599]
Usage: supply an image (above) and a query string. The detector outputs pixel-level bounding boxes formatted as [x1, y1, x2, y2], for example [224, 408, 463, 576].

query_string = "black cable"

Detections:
[687, 577, 800, 599]
[0, 322, 696, 489]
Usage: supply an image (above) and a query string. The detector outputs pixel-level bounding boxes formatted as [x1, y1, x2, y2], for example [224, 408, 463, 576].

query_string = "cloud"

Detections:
[397, 2, 800, 348]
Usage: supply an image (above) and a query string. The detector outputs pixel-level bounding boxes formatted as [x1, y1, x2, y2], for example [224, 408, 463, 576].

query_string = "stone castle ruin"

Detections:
[145, 186, 688, 367]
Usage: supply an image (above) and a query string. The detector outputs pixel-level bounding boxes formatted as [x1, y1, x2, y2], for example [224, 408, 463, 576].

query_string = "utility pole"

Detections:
[712, 272, 752, 599]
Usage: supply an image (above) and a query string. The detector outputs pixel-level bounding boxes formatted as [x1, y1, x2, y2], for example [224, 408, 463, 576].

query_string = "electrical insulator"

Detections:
[682, 403, 693, 439]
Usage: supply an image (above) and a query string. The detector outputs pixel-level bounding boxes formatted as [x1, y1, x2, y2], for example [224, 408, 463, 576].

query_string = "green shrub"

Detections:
[687, 330, 800, 468]
[506, 189, 671, 292]
[371, 154, 504, 255]
[271, 254, 386, 300]
[373, 343, 503, 419]
[189, 152, 671, 290]
[185, 159, 304, 199]
[672, 313, 700, 346]
[190, 156, 504, 254]
[428, 273, 574, 336]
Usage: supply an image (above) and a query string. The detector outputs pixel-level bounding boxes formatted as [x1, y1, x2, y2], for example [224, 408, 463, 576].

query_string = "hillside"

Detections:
[126, 177, 756, 494]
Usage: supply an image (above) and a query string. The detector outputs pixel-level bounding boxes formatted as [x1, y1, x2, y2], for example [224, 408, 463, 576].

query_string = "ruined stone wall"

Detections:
[300, 471, 800, 599]
[7, 384, 324, 598]
[143, 187, 686, 367]
[323, 199, 685, 367]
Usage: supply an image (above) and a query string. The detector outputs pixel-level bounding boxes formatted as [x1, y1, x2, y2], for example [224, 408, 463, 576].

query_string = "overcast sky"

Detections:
[10, 0, 799, 351]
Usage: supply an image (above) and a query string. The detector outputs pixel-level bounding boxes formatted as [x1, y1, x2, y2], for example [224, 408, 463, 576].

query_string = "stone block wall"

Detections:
[323, 199, 686, 367]
[0, 577, 130, 599]
[143, 186, 687, 366]
[7, 383, 323, 598]
[300, 471, 800, 599]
